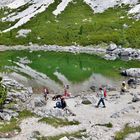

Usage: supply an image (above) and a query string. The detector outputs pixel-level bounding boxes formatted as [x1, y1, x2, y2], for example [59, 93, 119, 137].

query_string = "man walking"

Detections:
[96, 87, 106, 108]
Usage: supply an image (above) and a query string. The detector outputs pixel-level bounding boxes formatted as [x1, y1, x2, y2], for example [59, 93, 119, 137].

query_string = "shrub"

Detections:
[0, 77, 7, 109]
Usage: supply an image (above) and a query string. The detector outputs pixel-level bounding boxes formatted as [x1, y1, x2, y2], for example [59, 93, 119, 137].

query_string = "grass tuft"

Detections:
[38, 117, 80, 128]
[115, 124, 140, 140]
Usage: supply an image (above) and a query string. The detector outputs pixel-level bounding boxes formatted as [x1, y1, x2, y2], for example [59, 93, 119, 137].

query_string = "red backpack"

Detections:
[104, 89, 107, 97]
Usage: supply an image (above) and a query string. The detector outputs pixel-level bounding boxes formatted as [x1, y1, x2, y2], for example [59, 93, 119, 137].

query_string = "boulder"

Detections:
[132, 94, 140, 102]
[107, 43, 117, 51]
[104, 54, 117, 60]
[82, 99, 92, 105]
[121, 68, 140, 77]
[120, 50, 130, 56]
[34, 97, 46, 107]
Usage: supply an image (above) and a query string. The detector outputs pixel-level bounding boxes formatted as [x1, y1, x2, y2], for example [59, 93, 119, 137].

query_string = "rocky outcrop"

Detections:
[106, 44, 140, 61]
[0, 109, 18, 121]
[2, 78, 33, 102]
[121, 68, 140, 78]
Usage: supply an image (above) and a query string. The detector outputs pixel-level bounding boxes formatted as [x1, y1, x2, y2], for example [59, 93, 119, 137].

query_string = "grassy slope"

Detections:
[0, 0, 140, 47]
[1, 51, 140, 83]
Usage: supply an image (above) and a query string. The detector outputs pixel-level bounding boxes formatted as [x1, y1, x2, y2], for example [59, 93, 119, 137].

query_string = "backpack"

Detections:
[104, 89, 107, 97]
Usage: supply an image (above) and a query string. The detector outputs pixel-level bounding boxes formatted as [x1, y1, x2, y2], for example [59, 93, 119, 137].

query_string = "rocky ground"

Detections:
[0, 75, 140, 140]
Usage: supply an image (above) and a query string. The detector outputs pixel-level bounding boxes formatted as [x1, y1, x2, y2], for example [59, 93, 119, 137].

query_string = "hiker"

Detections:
[54, 97, 76, 116]
[96, 87, 106, 108]
[54, 96, 66, 109]
[121, 81, 127, 94]
[43, 87, 49, 101]
[61, 97, 67, 109]
[64, 85, 71, 97]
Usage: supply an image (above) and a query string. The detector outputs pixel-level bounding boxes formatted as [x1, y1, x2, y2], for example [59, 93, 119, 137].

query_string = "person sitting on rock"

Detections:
[54, 96, 66, 109]
[96, 87, 106, 108]
[61, 97, 67, 109]
[121, 81, 127, 94]
[54, 97, 76, 116]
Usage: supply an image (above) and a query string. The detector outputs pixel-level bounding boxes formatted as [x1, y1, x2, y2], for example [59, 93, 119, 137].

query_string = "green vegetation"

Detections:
[0, 118, 21, 133]
[0, 0, 140, 48]
[36, 129, 87, 140]
[0, 77, 7, 108]
[1, 50, 140, 83]
[96, 122, 113, 128]
[115, 124, 140, 140]
[38, 117, 80, 127]
[4, 101, 17, 109]
[0, 110, 35, 133]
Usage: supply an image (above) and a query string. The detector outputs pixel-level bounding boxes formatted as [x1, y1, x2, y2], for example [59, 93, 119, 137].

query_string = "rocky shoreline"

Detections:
[1, 43, 140, 61]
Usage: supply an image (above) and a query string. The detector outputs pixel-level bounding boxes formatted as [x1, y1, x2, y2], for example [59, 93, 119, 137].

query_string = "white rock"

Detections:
[59, 136, 69, 140]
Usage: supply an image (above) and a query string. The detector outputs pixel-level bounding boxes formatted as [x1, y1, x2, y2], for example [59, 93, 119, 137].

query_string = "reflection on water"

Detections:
[54, 72, 122, 94]
[1, 71, 123, 95]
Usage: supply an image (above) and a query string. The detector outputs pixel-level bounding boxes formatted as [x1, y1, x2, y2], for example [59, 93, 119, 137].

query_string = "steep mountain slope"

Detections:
[0, 0, 140, 47]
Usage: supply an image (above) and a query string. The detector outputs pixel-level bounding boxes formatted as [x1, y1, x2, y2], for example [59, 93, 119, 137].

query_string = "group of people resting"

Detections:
[43, 85, 72, 111]
[42, 78, 137, 111]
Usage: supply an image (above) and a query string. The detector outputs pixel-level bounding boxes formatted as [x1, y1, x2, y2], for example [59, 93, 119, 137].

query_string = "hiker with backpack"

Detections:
[96, 87, 106, 108]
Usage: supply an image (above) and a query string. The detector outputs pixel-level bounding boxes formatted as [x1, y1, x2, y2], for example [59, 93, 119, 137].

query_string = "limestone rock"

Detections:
[121, 68, 140, 77]
[132, 94, 140, 102]
[59, 136, 69, 140]
[34, 97, 46, 107]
